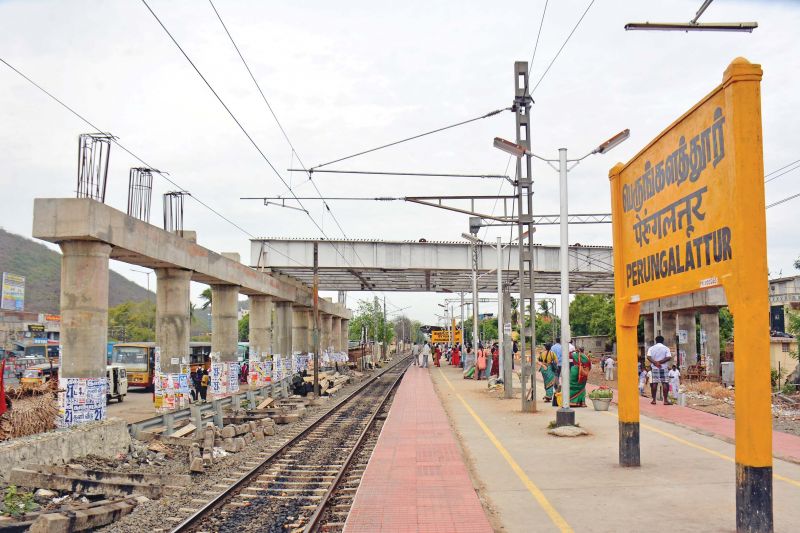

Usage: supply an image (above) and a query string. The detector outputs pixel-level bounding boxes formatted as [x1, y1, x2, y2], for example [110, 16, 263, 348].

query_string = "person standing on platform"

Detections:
[639, 368, 648, 396]
[646, 335, 673, 405]
[411, 343, 419, 366]
[604, 356, 615, 381]
[512, 340, 518, 370]
[421, 342, 431, 368]
[484, 343, 493, 379]
[434, 344, 442, 367]
[669, 365, 681, 399]
[476, 344, 486, 380]
[490, 343, 500, 377]
[538, 342, 558, 402]
[451, 344, 461, 367]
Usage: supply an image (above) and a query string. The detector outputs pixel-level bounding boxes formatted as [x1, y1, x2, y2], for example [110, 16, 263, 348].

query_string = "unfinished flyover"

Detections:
[32, 198, 351, 426]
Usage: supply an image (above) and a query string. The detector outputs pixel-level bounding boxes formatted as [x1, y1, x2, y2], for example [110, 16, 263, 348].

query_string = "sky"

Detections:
[1, 0, 798, 325]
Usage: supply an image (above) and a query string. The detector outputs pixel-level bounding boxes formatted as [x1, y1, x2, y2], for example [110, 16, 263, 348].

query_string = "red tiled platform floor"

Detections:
[344, 366, 493, 533]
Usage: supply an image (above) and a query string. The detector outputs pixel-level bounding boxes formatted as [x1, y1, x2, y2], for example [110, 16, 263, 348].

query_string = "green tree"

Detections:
[569, 294, 616, 339]
[719, 307, 734, 344]
[108, 300, 156, 341]
[348, 298, 394, 345]
[199, 288, 212, 310]
[238, 313, 249, 342]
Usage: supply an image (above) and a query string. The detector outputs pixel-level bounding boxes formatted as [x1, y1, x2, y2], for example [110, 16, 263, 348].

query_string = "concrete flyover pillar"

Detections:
[211, 284, 239, 362]
[331, 317, 342, 352]
[248, 295, 273, 356]
[58, 240, 112, 425]
[292, 308, 309, 353]
[679, 311, 698, 367]
[661, 312, 678, 361]
[321, 314, 333, 353]
[341, 319, 350, 352]
[274, 301, 294, 357]
[700, 310, 721, 378]
[155, 268, 192, 374]
[643, 314, 654, 347]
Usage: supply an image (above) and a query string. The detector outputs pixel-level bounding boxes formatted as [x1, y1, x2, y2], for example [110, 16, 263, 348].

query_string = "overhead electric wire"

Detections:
[765, 158, 800, 178]
[309, 107, 511, 171]
[141, 0, 363, 273]
[530, 0, 596, 95]
[765, 161, 800, 183]
[206, 0, 380, 279]
[766, 192, 800, 209]
[524, 0, 549, 93]
[286, 169, 509, 180]
[0, 55, 302, 267]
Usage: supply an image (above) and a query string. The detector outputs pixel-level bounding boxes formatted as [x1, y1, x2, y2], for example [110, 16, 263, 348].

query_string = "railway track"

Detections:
[173, 356, 410, 533]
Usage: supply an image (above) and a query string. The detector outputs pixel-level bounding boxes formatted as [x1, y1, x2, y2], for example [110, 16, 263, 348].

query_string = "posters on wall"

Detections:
[58, 377, 107, 427]
[228, 362, 240, 394]
[1, 272, 25, 311]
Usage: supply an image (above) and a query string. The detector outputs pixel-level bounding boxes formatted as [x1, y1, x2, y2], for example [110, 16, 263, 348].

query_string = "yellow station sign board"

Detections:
[609, 58, 772, 508]
[431, 329, 462, 343]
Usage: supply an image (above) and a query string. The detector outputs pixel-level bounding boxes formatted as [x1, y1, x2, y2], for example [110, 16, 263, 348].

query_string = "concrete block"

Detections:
[190, 457, 204, 473]
[222, 438, 236, 453]
[0, 419, 129, 482]
[202, 452, 212, 467]
[234, 437, 245, 451]
[220, 425, 236, 439]
[263, 425, 275, 436]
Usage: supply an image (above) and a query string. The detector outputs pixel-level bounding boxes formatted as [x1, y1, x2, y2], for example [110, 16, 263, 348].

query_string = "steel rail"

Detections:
[303, 360, 408, 532]
[171, 356, 411, 532]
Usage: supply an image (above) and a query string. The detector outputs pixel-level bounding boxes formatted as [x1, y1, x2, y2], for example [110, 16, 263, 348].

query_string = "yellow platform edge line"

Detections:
[438, 369, 573, 533]
[601, 411, 800, 489]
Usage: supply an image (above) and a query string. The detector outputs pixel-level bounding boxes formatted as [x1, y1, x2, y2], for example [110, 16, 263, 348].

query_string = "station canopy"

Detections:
[251, 238, 614, 294]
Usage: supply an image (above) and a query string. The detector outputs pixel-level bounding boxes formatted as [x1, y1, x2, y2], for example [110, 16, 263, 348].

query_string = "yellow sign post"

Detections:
[609, 58, 771, 531]
[431, 329, 463, 344]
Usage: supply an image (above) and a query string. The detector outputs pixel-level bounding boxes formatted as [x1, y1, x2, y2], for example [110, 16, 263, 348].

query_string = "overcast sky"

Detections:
[1, 0, 798, 325]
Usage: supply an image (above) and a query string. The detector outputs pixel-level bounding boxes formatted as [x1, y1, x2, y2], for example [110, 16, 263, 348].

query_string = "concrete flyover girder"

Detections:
[33, 198, 351, 319]
[640, 287, 728, 315]
[250, 238, 614, 294]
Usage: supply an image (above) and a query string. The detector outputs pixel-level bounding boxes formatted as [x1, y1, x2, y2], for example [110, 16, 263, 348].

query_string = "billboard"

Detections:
[1, 273, 25, 311]
[431, 329, 462, 343]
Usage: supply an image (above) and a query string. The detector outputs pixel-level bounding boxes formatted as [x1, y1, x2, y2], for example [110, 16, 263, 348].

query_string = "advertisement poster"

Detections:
[58, 377, 107, 427]
[210, 362, 224, 395]
[1, 272, 25, 311]
[228, 362, 240, 394]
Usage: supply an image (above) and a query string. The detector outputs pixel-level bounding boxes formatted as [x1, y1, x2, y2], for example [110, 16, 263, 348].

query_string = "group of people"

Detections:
[190, 367, 210, 403]
[536, 339, 592, 407]
[410, 341, 501, 380]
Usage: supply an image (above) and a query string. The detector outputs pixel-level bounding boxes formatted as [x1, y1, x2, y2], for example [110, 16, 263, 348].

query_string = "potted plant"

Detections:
[588, 387, 614, 411]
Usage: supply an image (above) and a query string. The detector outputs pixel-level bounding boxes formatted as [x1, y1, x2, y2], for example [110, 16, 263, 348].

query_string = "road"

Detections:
[106, 388, 158, 424]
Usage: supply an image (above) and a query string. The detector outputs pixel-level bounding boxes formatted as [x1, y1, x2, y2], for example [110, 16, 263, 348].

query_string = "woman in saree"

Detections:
[567, 348, 592, 407]
[537, 343, 558, 402]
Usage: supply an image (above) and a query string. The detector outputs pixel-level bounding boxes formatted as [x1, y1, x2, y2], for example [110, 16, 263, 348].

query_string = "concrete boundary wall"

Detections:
[0, 418, 130, 481]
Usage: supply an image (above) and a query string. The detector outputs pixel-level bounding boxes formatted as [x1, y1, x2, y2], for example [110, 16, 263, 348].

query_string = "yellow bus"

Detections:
[110, 342, 212, 388]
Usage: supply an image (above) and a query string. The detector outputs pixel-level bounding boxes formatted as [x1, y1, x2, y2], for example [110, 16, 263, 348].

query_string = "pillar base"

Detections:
[736, 464, 773, 532]
[619, 421, 641, 467]
[555, 408, 575, 427]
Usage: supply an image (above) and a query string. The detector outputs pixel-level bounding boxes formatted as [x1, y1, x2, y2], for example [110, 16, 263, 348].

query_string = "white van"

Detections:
[107, 364, 128, 402]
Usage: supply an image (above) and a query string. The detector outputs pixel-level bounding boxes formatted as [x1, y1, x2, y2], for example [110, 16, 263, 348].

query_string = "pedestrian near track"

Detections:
[604, 356, 615, 381]
[411, 342, 419, 366]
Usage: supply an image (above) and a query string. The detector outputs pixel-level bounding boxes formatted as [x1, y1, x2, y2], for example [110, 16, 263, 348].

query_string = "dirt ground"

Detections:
[587, 359, 800, 437]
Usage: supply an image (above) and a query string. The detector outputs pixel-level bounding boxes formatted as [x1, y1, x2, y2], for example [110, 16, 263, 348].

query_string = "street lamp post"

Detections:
[130, 268, 151, 293]
[493, 128, 629, 426]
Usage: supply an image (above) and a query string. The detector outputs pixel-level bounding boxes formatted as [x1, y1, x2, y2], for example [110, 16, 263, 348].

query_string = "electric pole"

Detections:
[514, 60, 537, 412]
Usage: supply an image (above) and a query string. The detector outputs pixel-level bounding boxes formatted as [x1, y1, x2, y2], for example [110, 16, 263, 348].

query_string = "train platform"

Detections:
[344, 365, 494, 533]
[583, 382, 800, 464]
[429, 364, 800, 533]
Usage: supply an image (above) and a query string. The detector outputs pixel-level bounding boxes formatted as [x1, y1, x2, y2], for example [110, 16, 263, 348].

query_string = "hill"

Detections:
[0, 228, 154, 314]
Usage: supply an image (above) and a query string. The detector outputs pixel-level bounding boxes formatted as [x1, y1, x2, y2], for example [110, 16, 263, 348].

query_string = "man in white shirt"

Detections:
[646, 335, 673, 405]
[411, 343, 419, 366]
[604, 356, 615, 381]
[421, 342, 431, 368]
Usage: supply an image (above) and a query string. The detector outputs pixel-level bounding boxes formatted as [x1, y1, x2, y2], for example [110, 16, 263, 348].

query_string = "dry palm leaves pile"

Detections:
[0, 382, 59, 441]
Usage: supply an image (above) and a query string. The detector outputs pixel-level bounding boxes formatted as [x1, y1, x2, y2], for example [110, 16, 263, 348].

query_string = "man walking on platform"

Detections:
[647, 335, 673, 405]
[411, 342, 419, 366]
[421, 342, 431, 368]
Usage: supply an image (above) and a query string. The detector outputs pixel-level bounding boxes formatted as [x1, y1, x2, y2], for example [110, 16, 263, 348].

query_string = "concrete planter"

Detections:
[590, 397, 612, 411]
